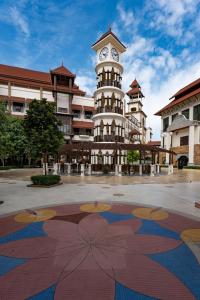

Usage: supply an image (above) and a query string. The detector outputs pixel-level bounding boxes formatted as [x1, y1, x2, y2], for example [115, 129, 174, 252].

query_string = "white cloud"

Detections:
[117, 3, 135, 28]
[9, 6, 30, 37]
[76, 74, 96, 96]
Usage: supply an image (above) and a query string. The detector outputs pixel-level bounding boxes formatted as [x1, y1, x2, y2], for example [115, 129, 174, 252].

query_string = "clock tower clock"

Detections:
[91, 28, 127, 165]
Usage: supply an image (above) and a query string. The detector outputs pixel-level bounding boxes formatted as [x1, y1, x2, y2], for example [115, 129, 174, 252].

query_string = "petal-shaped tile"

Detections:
[54, 252, 115, 300]
[78, 214, 108, 241]
[128, 234, 182, 254]
[0, 216, 26, 237]
[43, 220, 80, 242]
[0, 256, 65, 300]
[0, 237, 56, 258]
[115, 254, 195, 300]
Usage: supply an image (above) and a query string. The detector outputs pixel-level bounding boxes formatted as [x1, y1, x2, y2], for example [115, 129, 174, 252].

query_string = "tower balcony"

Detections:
[97, 80, 121, 89]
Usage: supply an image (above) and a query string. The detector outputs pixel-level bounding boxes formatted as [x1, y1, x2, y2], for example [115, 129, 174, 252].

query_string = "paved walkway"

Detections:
[0, 169, 200, 299]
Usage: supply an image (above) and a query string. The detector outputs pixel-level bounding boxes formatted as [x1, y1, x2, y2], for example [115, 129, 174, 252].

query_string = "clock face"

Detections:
[111, 48, 119, 61]
[99, 47, 109, 61]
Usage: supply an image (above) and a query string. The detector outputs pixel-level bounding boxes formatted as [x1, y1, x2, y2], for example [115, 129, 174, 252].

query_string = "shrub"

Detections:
[31, 175, 61, 186]
[0, 166, 10, 170]
[184, 165, 200, 170]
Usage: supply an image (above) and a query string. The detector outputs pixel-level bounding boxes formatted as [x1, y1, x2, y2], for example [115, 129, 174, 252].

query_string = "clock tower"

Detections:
[91, 28, 127, 165]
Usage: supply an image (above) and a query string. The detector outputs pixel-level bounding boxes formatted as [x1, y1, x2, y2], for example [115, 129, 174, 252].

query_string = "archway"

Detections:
[178, 155, 188, 169]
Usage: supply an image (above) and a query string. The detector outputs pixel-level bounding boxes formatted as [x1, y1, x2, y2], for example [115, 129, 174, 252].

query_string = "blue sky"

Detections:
[1, 0, 200, 138]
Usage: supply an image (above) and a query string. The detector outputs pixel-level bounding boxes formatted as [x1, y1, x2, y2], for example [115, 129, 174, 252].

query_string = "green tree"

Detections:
[127, 150, 140, 164]
[8, 117, 27, 166]
[0, 103, 11, 166]
[24, 99, 64, 174]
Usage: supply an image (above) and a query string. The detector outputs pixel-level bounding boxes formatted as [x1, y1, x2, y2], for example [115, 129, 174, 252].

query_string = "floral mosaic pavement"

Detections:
[0, 202, 200, 299]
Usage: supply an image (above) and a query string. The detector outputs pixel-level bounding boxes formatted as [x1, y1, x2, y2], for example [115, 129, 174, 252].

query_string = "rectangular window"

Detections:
[182, 109, 189, 119]
[86, 129, 92, 135]
[73, 128, 80, 135]
[180, 136, 189, 146]
[163, 117, 169, 132]
[73, 110, 81, 118]
[172, 113, 178, 122]
[12, 102, 24, 113]
[84, 111, 92, 119]
[59, 125, 71, 134]
[194, 104, 200, 121]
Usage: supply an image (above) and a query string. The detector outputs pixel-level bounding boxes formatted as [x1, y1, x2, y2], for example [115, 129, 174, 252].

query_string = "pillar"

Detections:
[115, 165, 118, 176]
[150, 164, 155, 176]
[88, 164, 92, 175]
[165, 132, 171, 164]
[53, 163, 58, 175]
[67, 163, 71, 175]
[81, 164, 85, 176]
[118, 165, 122, 176]
[157, 164, 160, 174]
[139, 164, 142, 176]
[189, 125, 194, 165]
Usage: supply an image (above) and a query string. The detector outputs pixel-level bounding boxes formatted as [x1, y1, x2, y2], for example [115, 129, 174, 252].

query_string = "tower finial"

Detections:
[61, 60, 63, 66]
[108, 25, 112, 32]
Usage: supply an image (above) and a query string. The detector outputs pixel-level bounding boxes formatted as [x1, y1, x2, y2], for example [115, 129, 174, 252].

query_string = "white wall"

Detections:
[73, 95, 94, 107]
[171, 128, 189, 147]
[0, 84, 8, 96]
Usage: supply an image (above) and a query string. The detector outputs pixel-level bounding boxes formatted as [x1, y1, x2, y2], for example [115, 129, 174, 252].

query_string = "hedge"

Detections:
[31, 175, 61, 186]
[184, 166, 200, 170]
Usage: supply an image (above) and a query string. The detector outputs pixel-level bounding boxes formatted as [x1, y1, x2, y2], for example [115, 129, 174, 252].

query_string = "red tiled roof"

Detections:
[127, 87, 144, 97]
[130, 79, 140, 88]
[92, 28, 126, 49]
[0, 64, 85, 96]
[155, 87, 200, 116]
[171, 77, 200, 99]
[51, 65, 75, 78]
[72, 121, 94, 129]
[147, 141, 161, 146]
[0, 64, 50, 83]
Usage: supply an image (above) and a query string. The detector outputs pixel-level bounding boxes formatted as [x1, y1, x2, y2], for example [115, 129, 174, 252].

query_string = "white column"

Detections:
[150, 164, 155, 176]
[115, 165, 118, 176]
[165, 132, 171, 164]
[139, 164, 142, 176]
[88, 164, 92, 175]
[189, 106, 193, 120]
[168, 164, 173, 175]
[157, 164, 160, 174]
[67, 163, 71, 175]
[53, 163, 58, 175]
[189, 125, 195, 165]
[81, 164, 85, 176]
[118, 165, 122, 176]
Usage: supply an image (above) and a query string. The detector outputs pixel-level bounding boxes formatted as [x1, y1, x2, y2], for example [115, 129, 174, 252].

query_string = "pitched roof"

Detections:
[0, 64, 85, 96]
[0, 64, 50, 83]
[155, 86, 200, 116]
[92, 28, 126, 49]
[130, 79, 140, 88]
[51, 65, 75, 78]
[127, 87, 144, 98]
[171, 77, 200, 99]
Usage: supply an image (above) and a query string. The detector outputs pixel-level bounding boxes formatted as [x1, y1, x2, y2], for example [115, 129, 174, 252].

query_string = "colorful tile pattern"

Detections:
[0, 203, 200, 299]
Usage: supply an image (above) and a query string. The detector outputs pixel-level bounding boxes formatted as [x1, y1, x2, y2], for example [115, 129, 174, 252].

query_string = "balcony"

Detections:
[97, 81, 121, 89]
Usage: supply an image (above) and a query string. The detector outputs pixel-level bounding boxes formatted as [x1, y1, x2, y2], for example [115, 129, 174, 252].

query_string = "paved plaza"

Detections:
[0, 169, 200, 299]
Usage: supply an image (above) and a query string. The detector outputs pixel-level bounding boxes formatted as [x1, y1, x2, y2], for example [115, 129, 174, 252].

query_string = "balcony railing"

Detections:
[97, 81, 121, 89]
[57, 107, 68, 114]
